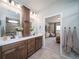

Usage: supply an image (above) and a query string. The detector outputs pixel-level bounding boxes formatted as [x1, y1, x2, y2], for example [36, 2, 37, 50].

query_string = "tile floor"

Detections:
[63, 47, 79, 59]
[28, 37, 67, 59]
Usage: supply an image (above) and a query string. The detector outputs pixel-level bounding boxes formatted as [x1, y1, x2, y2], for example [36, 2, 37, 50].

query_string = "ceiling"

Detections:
[14, 0, 58, 12]
[46, 15, 60, 23]
[13, 0, 78, 16]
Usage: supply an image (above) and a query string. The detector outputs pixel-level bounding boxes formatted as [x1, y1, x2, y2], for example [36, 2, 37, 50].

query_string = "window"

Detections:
[56, 25, 60, 30]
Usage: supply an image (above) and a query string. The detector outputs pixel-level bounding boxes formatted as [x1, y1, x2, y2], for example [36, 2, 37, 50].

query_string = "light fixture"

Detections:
[57, 17, 61, 20]
[11, 0, 15, 6]
[56, 25, 60, 30]
[8, 20, 18, 23]
[3, 0, 9, 3]
[30, 11, 32, 15]
[16, 4, 21, 9]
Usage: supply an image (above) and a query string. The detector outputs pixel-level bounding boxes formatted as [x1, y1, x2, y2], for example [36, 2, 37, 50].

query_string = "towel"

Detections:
[63, 27, 67, 52]
[67, 27, 73, 53]
[73, 27, 79, 54]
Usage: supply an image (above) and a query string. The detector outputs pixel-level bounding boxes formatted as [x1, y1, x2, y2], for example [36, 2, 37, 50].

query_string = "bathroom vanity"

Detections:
[0, 35, 43, 59]
[0, 1, 43, 59]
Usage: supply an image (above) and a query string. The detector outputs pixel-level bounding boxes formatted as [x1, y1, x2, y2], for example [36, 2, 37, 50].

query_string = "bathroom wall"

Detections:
[30, 13, 45, 35]
[42, 0, 79, 35]
[40, 0, 79, 56]
[30, 13, 45, 47]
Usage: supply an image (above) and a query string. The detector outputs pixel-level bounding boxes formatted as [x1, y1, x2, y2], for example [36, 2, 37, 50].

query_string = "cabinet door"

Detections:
[0, 52, 2, 59]
[2, 49, 17, 59]
[17, 45, 27, 59]
[27, 39, 35, 57]
[39, 37, 42, 49]
[35, 36, 42, 51]
[22, 5, 30, 22]
[35, 38, 40, 51]
[22, 21, 30, 36]
[0, 48, 2, 59]
[22, 5, 30, 37]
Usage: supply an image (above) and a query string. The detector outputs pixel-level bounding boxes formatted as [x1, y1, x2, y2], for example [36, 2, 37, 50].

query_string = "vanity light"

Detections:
[58, 17, 61, 20]
[8, 20, 18, 23]
[30, 11, 33, 15]
[11, 1, 15, 6]
[16, 4, 21, 9]
[3, 0, 9, 3]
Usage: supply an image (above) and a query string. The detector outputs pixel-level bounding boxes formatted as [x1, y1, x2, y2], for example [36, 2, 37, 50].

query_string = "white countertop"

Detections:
[0, 34, 43, 46]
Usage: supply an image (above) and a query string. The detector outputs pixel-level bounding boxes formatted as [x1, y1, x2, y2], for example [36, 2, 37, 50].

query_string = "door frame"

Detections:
[44, 12, 63, 56]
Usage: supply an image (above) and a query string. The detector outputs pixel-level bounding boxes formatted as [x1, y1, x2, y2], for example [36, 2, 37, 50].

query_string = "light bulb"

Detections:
[17, 4, 21, 8]
[11, 1, 15, 6]
[3, 0, 8, 2]
[8, 20, 18, 23]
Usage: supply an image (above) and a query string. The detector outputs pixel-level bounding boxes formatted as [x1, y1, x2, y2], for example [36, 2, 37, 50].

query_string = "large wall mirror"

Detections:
[0, 6, 20, 37]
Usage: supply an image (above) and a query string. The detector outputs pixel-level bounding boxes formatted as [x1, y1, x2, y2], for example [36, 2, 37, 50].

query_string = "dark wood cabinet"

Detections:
[0, 52, 2, 59]
[35, 38, 40, 51]
[2, 48, 17, 59]
[39, 37, 42, 49]
[35, 36, 42, 51]
[0, 47, 2, 59]
[16, 41, 27, 59]
[1, 40, 28, 59]
[17, 45, 27, 59]
[22, 21, 30, 36]
[27, 38, 35, 57]
[22, 5, 30, 36]
[0, 36, 43, 59]
[22, 5, 30, 22]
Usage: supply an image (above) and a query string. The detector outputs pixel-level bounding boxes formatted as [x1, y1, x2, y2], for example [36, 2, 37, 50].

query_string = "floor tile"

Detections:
[28, 37, 65, 59]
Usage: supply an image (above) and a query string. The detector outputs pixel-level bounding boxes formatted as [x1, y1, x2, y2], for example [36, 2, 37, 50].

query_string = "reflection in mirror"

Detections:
[0, 6, 20, 38]
[6, 17, 20, 36]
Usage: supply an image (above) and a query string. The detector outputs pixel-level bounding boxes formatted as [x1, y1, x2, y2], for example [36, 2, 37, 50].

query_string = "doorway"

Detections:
[45, 13, 62, 56]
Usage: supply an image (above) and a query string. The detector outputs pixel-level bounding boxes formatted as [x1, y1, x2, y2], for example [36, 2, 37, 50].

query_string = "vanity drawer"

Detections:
[27, 39, 35, 49]
[2, 41, 25, 52]
[27, 38, 35, 43]
[0, 48, 2, 59]
[27, 38, 35, 57]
